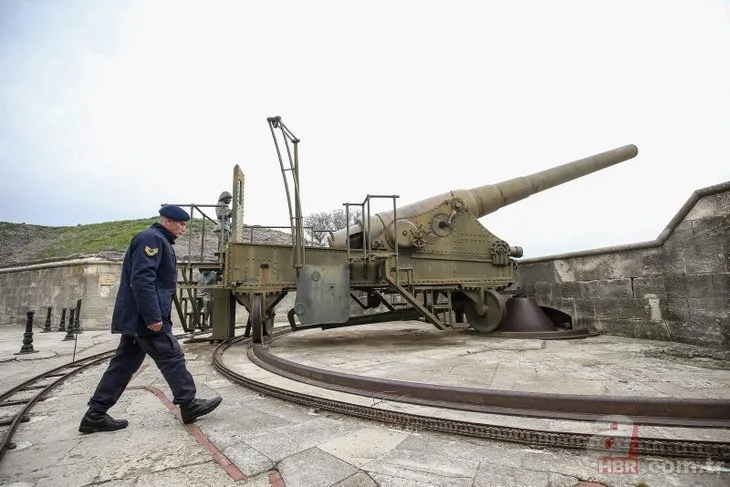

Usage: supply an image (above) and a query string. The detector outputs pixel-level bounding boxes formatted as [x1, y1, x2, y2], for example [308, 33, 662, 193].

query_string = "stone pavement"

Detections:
[224, 322, 730, 444]
[266, 322, 730, 399]
[0, 323, 729, 487]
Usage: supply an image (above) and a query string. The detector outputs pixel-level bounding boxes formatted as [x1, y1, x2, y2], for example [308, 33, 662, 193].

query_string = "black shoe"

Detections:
[78, 408, 129, 434]
[180, 397, 222, 424]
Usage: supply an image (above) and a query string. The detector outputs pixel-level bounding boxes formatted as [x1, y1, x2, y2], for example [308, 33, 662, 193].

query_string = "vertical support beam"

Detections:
[172, 294, 189, 333]
[231, 164, 246, 245]
[292, 140, 305, 270]
[210, 288, 236, 341]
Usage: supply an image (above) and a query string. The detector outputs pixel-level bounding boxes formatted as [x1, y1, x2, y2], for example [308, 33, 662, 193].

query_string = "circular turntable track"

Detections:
[213, 331, 730, 461]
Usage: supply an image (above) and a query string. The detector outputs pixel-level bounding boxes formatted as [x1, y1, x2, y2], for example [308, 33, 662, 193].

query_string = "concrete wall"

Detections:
[0, 258, 125, 330]
[0, 257, 293, 331]
[516, 181, 730, 349]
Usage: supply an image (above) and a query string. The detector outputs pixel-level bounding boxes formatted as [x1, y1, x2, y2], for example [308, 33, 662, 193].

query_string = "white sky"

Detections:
[1, 0, 729, 257]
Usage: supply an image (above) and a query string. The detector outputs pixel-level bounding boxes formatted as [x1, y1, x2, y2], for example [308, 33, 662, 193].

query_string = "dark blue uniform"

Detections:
[88, 222, 196, 413]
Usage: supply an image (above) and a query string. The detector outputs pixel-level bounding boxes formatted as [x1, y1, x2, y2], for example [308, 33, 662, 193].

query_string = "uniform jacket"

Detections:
[111, 223, 178, 336]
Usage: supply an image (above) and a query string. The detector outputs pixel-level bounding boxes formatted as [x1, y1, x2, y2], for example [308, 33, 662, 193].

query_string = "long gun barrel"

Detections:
[328, 144, 639, 249]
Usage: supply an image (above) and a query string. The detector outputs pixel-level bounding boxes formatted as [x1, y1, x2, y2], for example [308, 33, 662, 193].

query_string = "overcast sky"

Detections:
[1, 0, 728, 257]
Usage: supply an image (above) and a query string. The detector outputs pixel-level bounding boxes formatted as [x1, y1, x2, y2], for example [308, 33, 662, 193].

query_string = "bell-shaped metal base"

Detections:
[490, 295, 596, 340]
[499, 295, 559, 333]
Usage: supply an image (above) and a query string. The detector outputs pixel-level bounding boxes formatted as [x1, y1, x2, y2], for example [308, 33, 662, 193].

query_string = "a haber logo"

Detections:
[586, 415, 640, 474]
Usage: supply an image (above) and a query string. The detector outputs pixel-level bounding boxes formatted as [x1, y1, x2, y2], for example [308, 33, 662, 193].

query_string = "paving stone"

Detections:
[277, 447, 359, 487]
[369, 471, 445, 486]
[244, 416, 361, 464]
[0, 438, 80, 484]
[82, 480, 137, 487]
[363, 447, 478, 486]
[318, 426, 409, 468]
[221, 441, 275, 477]
[133, 461, 239, 487]
[361, 433, 485, 485]
[237, 471, 279, 487]
[198, 407, 295, 450]
[473, 462, 557, 486]
[332, 471, 379, 487]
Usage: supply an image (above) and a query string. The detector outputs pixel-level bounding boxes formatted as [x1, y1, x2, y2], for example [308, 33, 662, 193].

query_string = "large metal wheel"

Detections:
[464, 289, 506, 333]
[251, 294, 264, 344]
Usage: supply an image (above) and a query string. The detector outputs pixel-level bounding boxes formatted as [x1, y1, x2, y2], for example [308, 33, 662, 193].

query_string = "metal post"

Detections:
[293, 140, 304, 269]
[345, 204, 350, 259]
[63, 309, 76, 341]
[15, 311, 37, 355]
[58, 308, 67, 332]
[200, 206, 206, 262]
[187, 205, 193, 266]
[365, 198, 370, 260]
[42, 307, 52, 333]
[393, 196, 399, 287]
[74, 299, 82, 333]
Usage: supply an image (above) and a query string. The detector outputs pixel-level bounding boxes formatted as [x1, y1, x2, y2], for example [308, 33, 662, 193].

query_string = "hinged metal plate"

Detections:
[294, 264, 350, 325]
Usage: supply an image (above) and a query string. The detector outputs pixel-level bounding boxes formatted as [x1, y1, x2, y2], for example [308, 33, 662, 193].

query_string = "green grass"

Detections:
[32, 218, 159, 260]
[0, 216, 293, 266]
[0, 216, 220, 263]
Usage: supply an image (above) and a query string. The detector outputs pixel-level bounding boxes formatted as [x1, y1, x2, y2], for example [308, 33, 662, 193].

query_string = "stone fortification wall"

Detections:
[0, 258, 125, 331]
[0, 257, 295, 331]
[516, 181, 730, 349]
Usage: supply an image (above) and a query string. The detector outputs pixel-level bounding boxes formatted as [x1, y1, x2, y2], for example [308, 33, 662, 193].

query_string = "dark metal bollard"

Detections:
[74, 299, 83, 334]
[15, 311, 38, 355]
[42, 307, 52, 333]
[63, 309, 76, 341]
[58, 308, 67, 332]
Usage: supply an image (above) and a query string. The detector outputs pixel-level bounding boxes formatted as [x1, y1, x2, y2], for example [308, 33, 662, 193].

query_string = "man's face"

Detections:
[163, 217, 187, 238]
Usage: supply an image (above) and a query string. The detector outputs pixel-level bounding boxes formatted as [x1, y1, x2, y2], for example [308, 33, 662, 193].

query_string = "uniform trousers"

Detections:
[88, 331, 196, 413]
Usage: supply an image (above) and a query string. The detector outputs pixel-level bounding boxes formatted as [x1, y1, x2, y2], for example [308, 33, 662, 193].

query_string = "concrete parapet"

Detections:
[517, 181, 730, 349]
[0, 258, 104, 329]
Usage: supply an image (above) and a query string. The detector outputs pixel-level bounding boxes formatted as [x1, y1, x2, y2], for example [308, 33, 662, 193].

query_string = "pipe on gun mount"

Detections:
[328, 144, 639, 249]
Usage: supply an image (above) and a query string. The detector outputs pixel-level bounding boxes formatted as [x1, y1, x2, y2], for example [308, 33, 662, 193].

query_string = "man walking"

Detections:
[79, 204, 222, 433]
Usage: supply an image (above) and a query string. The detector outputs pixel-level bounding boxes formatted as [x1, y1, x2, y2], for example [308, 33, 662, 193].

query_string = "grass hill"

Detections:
[0, 218, 297, 267]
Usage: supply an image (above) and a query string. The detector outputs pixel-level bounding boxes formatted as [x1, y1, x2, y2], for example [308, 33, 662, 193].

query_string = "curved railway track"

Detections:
[0, 329, 214, 462]
[213, 331, 730, 462]
[0, 349, 117, 460]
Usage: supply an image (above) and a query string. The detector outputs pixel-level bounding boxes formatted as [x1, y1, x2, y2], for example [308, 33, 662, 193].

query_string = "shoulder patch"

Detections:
[144, 245, 159, 257]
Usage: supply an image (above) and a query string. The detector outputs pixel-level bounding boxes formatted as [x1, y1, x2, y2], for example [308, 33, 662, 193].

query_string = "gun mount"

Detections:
[179, 117, 639, 344]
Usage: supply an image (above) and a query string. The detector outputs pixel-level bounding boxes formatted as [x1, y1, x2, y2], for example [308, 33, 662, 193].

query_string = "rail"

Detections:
[343, 194, 400, 285]
[213, 332, 730, 461]
[0, 328, 218, 462]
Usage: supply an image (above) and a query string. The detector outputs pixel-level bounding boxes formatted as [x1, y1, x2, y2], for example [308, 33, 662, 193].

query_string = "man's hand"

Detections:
[147, 321, 163, 332]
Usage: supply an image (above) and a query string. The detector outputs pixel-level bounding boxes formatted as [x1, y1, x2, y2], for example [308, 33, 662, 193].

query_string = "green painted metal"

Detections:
[196, 118, 639, 341]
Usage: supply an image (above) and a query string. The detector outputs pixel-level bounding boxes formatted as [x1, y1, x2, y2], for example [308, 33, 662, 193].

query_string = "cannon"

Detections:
[328, 144, 639, 252]
[184, 117, 639, 343]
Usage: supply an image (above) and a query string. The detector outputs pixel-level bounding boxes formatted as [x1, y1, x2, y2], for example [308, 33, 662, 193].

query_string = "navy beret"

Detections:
[159, 204, 190, 221]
